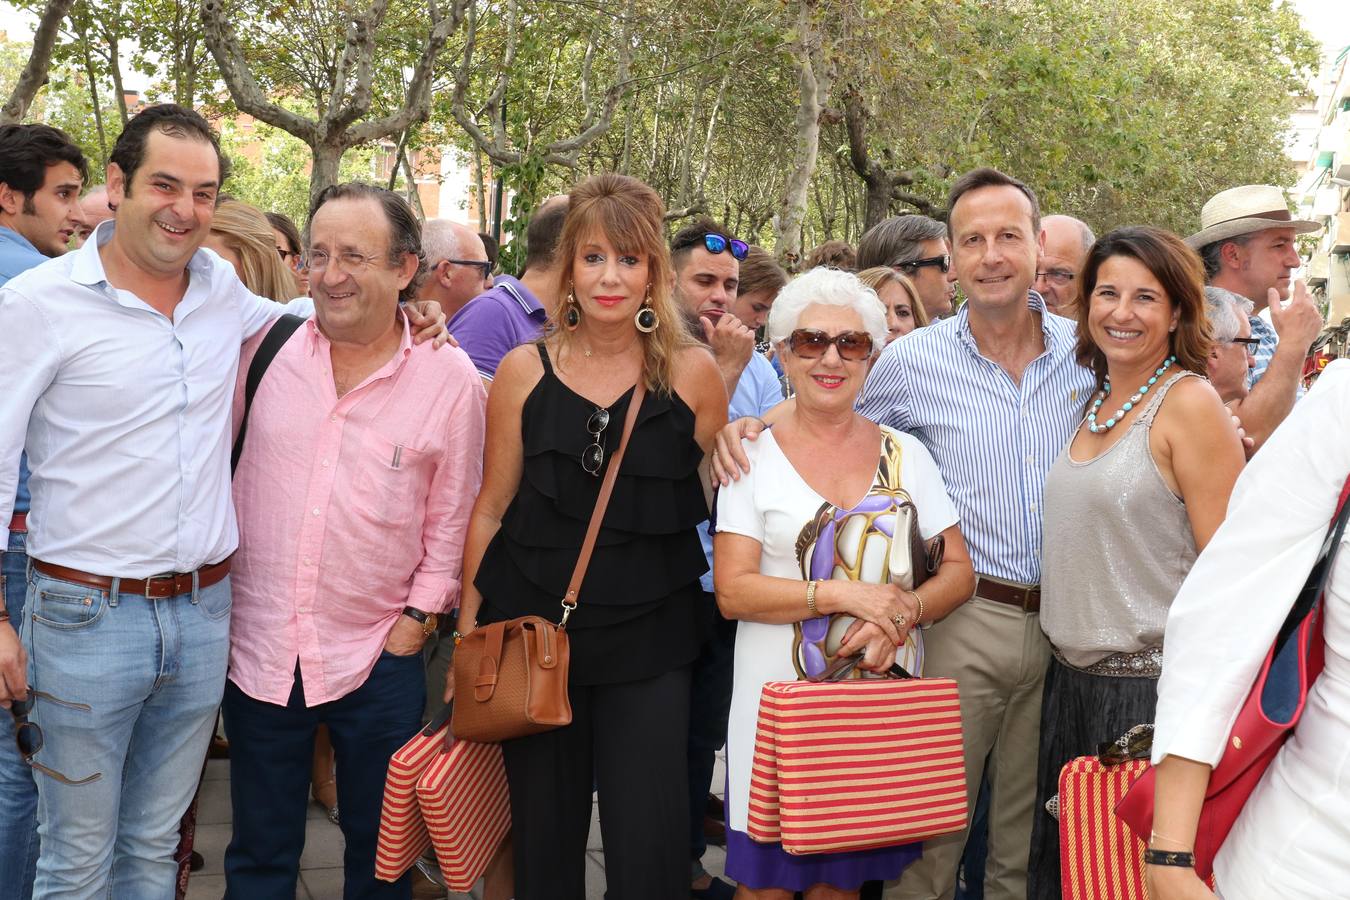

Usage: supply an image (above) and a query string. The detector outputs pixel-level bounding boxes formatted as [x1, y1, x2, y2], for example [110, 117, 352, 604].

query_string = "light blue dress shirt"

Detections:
[857, 295, 1094, 584]
[0, 225, 48, 517]
[0, 221, 296, 576]
[700, 351, 784, 592]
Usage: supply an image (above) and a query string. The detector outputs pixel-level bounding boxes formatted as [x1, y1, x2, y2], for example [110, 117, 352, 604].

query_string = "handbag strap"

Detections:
[1273, 474, 1350, 651]
[559, 380, 648, 628]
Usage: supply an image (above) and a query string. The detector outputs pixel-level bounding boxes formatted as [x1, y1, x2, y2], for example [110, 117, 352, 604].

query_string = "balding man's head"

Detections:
[73, 184, 114, 247]
[1036, 214, 1095, 316]
[420, 219, 489, 314]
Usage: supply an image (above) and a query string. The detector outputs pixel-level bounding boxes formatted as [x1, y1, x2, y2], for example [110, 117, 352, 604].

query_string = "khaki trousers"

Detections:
[884, 596, 1051, 900]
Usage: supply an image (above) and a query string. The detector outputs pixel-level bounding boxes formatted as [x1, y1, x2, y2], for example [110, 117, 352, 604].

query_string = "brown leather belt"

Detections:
[8, 513, 26, 534]
[974, 576, 1041, 613]
[33, 558, 231, 599]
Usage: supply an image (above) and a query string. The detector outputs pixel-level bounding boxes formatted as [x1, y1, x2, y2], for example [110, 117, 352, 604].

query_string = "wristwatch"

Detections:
[401, 607, 439, 637]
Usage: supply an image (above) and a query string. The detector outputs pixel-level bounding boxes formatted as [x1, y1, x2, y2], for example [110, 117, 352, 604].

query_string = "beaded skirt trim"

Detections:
[1052, 645, 1162, 679]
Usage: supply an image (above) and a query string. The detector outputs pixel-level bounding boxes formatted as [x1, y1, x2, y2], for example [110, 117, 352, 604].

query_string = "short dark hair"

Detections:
[265, 211, 301, 256]
[855, 215, 947, 269]
[110, 104, 230, 192]
[478, 231, 500, 270]
[670, 217, 737, 268]
[1075, 226, 1211, 391]
[307, 182, 425, 303]
[1198, 234, 1253, 282]
[946, 167, 1041, 238]
[0, 124, 89, 214]
[523, 196, 569, 273]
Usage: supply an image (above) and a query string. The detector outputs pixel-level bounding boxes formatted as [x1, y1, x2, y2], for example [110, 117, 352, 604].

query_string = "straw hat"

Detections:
[1185, 184, 1321, 249]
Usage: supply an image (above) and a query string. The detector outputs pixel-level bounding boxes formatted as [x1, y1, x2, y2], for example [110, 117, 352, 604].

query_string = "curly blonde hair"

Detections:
[549, 174, 696, 393]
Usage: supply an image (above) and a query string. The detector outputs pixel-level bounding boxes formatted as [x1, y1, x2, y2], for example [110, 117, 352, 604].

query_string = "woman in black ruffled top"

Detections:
[449, 173, 727, 899]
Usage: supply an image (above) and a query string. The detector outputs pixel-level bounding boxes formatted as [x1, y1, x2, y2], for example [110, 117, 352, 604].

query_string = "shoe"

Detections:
[691, 875, 736, 900]
[410, 860, 448, 899]
[312, 777, 338, 825]
[705, 793, 725, 821]
[208, 736, 230, 760]
[702, 814, 726, 847]
[189, 850, 204, 872]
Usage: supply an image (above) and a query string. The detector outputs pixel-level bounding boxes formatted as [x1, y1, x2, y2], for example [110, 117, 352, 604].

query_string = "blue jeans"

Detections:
[0, 534, 38, 900]
[222, 651, 425, 900]
[19, 568, 231, 899]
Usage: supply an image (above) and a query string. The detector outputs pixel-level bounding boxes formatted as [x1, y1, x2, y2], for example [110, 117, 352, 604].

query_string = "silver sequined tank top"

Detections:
[1040, 371, 1198, 668]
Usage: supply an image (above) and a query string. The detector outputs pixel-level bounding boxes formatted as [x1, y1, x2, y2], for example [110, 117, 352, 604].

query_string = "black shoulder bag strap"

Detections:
[231, 314, 306, 474]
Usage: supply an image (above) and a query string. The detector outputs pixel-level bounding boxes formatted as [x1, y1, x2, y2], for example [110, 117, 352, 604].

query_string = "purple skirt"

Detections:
[724, 826, 920, 891]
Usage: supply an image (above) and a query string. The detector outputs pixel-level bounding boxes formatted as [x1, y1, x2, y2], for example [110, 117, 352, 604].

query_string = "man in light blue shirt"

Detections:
[0, 122, 88, 900]
[671, 219, 776, 900]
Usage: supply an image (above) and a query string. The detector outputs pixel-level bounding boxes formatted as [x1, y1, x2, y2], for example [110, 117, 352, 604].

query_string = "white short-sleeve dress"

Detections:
[714, 424, 959, 889]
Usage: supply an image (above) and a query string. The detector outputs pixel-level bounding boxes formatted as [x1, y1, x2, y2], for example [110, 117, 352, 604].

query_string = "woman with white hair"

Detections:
[713, 267, 975, 898]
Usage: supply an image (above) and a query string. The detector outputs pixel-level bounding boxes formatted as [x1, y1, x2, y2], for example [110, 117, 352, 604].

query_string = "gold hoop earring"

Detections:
[635, 288, 658, 334]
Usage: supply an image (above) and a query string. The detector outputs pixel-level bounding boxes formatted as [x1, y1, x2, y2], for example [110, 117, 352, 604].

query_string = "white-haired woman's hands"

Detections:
[824, 581, 917, 646]
[835, 619, 900, 673]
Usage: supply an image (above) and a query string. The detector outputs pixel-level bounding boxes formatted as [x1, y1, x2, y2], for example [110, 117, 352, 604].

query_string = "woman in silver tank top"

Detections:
[1027, 227, 1246, 900]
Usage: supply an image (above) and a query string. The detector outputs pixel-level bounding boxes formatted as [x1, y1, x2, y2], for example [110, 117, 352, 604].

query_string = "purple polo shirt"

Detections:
[447, 275, 549, 380]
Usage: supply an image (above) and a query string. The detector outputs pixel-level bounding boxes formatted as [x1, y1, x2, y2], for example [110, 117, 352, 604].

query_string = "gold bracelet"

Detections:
[1149, 829, 1193, 850]
[907, 590, 924, 625]
[806, 580, 819, 617]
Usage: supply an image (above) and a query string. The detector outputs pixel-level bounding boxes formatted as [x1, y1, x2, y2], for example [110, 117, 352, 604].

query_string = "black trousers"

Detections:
[687, 592, 736, 866]
[502, 666, 692, 900]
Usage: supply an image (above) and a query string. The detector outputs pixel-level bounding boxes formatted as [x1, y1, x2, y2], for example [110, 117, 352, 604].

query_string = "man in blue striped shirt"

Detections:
[712, 167, 1093, 900]
[861, 170, 1094, 900]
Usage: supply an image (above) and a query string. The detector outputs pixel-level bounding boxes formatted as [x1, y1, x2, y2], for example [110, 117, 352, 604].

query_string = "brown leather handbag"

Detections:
[451, 381, 647, 743]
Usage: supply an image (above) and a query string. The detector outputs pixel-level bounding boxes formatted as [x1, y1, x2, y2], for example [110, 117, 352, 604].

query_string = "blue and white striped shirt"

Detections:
[857, 293, 1094, 584]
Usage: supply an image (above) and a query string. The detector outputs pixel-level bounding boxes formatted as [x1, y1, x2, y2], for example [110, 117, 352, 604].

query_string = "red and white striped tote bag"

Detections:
[1058, 757, 1150, 900]
[375, 714, 448, 881]
[748, 676, 968, 855]
[417, 737, 512, 892]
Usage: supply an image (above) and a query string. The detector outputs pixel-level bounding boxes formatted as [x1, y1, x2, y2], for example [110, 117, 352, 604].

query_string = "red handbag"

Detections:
[1116, 476, 1350, 880]
[747, 662, 967, 855]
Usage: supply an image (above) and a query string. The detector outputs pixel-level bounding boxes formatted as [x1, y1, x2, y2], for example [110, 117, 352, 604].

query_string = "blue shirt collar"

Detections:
[0, 224, 41, 256]
[955, 289, 1063, 357]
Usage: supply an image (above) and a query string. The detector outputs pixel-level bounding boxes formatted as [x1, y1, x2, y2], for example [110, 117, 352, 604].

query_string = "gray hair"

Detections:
[766, 267, 889, 351]
[421, 218, 464, 265]
[1204, 286, 1253, 344]
[855, 215, 947, 270]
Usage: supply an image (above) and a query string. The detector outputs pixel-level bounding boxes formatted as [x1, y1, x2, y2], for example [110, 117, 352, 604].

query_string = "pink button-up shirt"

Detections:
[229, 313, 485, 706]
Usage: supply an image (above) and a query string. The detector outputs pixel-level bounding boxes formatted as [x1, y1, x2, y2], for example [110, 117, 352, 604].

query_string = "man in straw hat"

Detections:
[1187, 184, 1323, 448]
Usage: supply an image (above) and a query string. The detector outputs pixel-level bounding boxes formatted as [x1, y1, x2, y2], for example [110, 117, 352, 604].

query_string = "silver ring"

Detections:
[892, 613, 906, 628]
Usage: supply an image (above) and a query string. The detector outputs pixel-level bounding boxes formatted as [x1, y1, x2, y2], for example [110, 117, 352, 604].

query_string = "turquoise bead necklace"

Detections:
[1087, 356, 1176, 434]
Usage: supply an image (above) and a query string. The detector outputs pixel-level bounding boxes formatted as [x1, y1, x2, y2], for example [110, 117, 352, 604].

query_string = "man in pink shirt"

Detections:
[221, 183, 485, 900]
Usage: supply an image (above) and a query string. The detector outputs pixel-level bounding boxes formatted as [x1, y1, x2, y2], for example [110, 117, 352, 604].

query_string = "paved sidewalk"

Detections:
[187, 754, 731, 899]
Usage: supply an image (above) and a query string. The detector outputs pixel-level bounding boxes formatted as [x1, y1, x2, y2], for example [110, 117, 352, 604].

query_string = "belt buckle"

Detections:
[143, 573, 178, 599]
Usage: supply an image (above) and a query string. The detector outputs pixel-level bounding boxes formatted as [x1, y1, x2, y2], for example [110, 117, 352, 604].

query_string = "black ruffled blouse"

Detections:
[475, 344, 709, 685]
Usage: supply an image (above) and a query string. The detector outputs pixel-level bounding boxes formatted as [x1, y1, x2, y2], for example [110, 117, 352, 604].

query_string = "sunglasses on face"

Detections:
[786, 329, 875, 361]
[675, 232, 749, 261]
[895, 254, 950, 275]
[12, 690, 102, 786]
